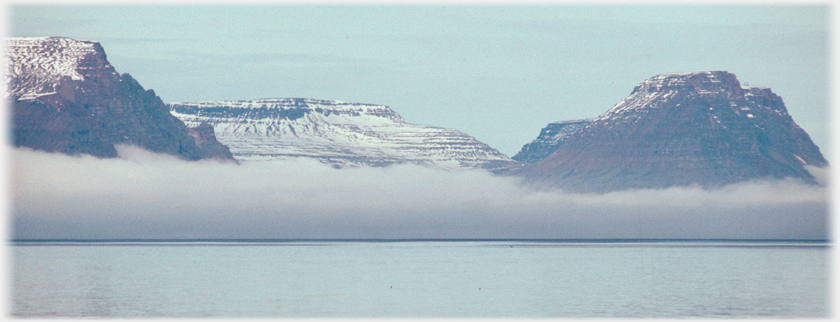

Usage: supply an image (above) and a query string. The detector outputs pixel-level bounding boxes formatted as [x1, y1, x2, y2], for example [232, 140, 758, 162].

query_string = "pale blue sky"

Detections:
[9, 4, 831, 158]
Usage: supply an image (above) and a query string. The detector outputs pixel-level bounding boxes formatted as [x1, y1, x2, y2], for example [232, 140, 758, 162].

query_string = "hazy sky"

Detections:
[8, 4, 831, 158]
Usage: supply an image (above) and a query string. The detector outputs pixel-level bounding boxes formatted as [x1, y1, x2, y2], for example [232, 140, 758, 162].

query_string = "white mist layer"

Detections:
[11, 146, 828, 240]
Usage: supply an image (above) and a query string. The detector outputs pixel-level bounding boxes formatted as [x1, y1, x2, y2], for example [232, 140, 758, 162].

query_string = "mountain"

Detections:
[6, 36, 235, 161]
[169, 98, 518, 170]
[509, 71, 828, 192]
[511, 119, 592, 163]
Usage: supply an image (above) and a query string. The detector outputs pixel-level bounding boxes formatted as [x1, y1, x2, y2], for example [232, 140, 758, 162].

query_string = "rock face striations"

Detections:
[170, 98, 518, 170]
[511, 71, 828, 192]
[6, 37, 235, 161]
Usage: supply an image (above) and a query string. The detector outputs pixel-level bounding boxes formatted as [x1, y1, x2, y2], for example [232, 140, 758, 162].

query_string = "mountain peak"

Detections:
[7, 36, 235, 161]
[633, 71, 740, 92]
[602, 71, 747, 121]
[7, 36, 117, 100]
[510, 71, 827, 192]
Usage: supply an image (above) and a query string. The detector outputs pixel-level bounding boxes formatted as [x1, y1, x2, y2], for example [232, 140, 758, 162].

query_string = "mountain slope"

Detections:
[512, 119, 592, 163]
[169, 98, 518, 170]
[6, 36, 235, 161]
[510, 71, 827, 192]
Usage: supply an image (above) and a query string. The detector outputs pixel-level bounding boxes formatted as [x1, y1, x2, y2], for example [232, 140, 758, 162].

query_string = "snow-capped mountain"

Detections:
[511, 119, 592, 163]
[6, 36, 235, 161]
[509, 71, 828, 192]
[169, 98, 519, 170]
[6, 37, 107, 98]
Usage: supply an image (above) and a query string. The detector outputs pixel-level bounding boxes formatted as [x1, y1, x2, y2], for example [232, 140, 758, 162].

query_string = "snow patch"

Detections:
[6, 37, 102, 97]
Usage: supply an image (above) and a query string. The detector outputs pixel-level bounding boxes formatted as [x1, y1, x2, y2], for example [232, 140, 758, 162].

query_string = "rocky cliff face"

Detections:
[510, 71, 827, 192]
[170, 98, 518, 170]
[512, 119, 592, 163]
[6, 37, 235, 161]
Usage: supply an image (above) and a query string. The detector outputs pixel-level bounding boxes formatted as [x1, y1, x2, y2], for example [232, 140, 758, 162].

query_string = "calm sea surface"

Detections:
[10, 240, 829, 317]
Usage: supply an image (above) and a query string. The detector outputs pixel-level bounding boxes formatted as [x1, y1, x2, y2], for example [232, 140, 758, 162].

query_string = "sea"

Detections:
[10, 239, 830, 318]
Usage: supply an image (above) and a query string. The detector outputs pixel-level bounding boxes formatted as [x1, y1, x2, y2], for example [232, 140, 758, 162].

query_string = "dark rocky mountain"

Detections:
[509, 71, 828, 192]
[6, 37, 235, 161]
[512, 119, 592, 163]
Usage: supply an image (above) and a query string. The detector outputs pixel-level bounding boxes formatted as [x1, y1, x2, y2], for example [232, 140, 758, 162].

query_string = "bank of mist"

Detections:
[10, 146, 829, 240]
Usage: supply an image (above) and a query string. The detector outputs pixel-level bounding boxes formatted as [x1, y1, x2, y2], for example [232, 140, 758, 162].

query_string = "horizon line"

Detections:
[9, 238, 831, 243]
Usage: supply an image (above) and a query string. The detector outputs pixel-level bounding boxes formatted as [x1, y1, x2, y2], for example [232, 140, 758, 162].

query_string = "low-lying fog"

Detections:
[10, 145, 829, 240]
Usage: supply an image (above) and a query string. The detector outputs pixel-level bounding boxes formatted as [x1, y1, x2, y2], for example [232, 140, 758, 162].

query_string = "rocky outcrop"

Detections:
[185, 122, 237, 162]
[512, 119, 592, 163]
[6, 37, 235, 162]
[510, 71, 828, 192]
[170, 98, 518, 170]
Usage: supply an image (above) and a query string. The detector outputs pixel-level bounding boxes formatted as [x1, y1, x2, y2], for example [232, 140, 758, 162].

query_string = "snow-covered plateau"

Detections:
[169, 98, 519, 170]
